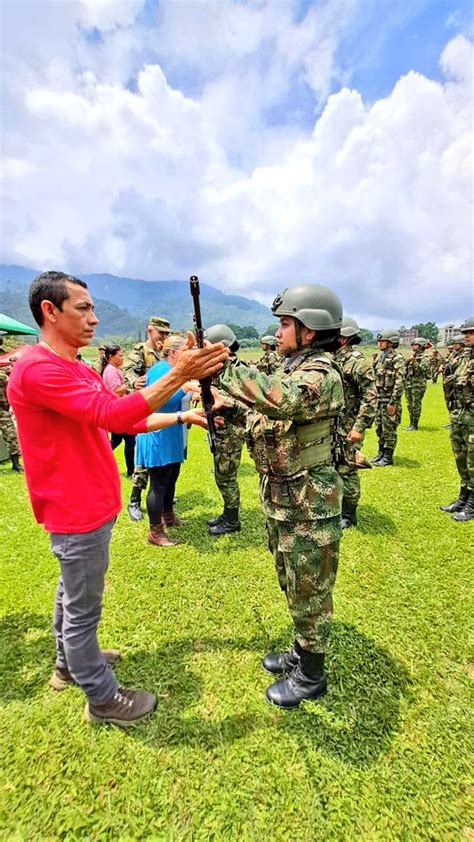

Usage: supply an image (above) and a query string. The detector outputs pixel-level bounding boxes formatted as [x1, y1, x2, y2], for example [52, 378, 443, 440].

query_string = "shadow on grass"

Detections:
[356, 505, 397, 535]
[0, 614, 412, 768]
[0, 612, 52, 702]
[122, 622, 412, 769]
[393, 456, 420, 468]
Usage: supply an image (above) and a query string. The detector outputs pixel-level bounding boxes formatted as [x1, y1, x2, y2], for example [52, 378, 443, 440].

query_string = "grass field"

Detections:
[0, 381, 472, 841]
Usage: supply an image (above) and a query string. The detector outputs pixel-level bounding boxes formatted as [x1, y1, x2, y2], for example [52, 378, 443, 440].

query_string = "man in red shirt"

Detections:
[8, 271, 227, 728]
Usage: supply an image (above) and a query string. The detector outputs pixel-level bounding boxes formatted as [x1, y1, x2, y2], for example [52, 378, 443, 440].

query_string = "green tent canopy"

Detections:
[0, 313, 38, 336]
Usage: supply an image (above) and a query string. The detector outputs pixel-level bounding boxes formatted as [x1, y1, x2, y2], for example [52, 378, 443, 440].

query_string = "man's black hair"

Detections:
[28, 271, 88, 326]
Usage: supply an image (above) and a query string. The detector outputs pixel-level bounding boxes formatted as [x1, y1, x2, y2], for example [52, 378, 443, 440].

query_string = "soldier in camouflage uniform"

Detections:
[125, 316, 171, 521]
[333, 317, 376, 528]
[0, 365, 23, 471]
[404, 337, 430, 431]
[216, 284, 344, 709]
[428, 346, 442, 383]
[440, 317, 474, 521]
[205, 324, 247, 536]
[441, 334, 465, 426]
[256, 335, 281, 375]
[372, 329, 405, 466]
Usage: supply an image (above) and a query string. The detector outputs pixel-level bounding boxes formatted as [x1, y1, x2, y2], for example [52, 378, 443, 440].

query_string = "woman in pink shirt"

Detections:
[101, 344, 135, 476]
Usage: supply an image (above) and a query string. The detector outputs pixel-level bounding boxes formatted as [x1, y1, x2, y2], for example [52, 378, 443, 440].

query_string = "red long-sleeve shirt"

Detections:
[7, 345, 150, 533]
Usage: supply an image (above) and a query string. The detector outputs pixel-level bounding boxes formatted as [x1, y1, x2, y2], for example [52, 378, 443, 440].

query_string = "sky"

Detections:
[1, 0, 473, 328]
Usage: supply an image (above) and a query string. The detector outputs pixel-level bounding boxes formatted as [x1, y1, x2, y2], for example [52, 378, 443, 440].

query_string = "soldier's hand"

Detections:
[174, 331, 229, 380]
[347, 429, 363, 443]
[386, 403, 396, 416]
[134, 375, 146, 390]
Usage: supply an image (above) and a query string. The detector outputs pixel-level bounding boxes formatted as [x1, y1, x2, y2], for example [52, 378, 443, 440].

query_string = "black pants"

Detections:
[147, 463, 181, 527]
[111, 433, 136, 476]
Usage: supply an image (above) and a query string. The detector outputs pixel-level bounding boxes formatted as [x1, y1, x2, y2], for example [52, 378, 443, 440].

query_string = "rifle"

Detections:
[189, 275, 218, 453]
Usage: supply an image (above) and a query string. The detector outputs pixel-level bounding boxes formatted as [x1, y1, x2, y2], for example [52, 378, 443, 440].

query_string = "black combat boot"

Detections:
[404, 423, 418, 431]
[451, 491, 474, 522]
[341, 500, 358, 529]
[371, 440, 385, 464]
[375, 447, 394, 467]
[440, 486, 468, 513]
[208, 507, 241, 536]
[265, 650, 327, 709]
[11, 454, 24, 472]
[261, 641, 301, 675]
[127, 487, 143, 522]
[208, 511, 226, 528]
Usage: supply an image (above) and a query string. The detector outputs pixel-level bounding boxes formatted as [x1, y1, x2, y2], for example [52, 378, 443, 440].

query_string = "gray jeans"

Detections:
[50, 518, 119, 704]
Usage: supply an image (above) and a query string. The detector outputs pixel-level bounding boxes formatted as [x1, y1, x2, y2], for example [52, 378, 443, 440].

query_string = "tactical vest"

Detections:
[374, 351, 401, 399]
[453, 350, 474, 412]
[245, 355, 337, 476]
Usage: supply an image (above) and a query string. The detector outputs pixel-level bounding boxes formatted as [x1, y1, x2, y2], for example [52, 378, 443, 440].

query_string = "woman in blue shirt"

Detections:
[135, 335, 196, 547]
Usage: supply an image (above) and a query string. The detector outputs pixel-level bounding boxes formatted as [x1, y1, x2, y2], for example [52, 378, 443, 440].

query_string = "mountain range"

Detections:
[0, 265, 273, 337]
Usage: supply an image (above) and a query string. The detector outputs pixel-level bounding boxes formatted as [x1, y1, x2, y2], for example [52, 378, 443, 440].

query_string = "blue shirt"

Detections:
[135, 360, 185, 467]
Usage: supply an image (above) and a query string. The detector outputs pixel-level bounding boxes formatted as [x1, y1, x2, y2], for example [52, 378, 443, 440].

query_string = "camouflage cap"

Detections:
[98, 344, 106, 351]
[148, 316, 171, 333]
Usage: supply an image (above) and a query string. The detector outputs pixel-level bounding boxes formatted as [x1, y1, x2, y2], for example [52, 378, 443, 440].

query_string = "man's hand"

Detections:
[175, 331, 229, 380]
[386, 403, 396, 416]
[347, 428, 363, 443]
[133, 375, 146, 390]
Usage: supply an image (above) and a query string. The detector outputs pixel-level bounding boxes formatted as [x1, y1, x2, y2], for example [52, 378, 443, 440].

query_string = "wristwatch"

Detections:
[176, 411, 184, 425]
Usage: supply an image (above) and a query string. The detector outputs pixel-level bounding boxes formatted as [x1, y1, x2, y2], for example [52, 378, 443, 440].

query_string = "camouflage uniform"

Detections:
[373, 348, 405, 455]
[219, 348, 344, 654]
[0, 368, 20, 457]
[429, 349, 442, 383]
[442, 347, 464, 413]
[449, 346, 474, 493]
[333, 345, 376, 509]
[124, 341, 163, 492]
[256, 350, 281, 376]
[212, 356, 247, 510]
[404, 350, 430, 428]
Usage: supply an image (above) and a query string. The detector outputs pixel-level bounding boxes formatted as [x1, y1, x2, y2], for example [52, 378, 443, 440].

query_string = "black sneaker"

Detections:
[85, 686, 156, 727]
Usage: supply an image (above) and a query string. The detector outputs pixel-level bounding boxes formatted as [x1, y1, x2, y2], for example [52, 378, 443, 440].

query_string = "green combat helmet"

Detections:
[272, 284, 342, 330]
[205, 324, 239, 351]
[260, 335, 277, 347]
[340, 316, 361, 344]
[412, 337, 427, 348]
[452, 333, 466, 345]
[460, 317, 474, 332]
[377, 328, 401, 346]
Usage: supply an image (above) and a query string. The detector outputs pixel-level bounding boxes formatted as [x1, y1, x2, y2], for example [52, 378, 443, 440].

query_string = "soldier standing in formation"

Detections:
[216, 284, 344, 709]
[404, 337, 430, 431]
[256, 335, 281, 375]
[440, 317, 474, 522]
[428, 345, 442, 383]
[332, 317, 376, 528]
[124, 316, 171, 521]
[441, 334, 465, 426]
[205, 325, 247, 536]
[372, 330, 405, 466]
[0, 361, 23, 472]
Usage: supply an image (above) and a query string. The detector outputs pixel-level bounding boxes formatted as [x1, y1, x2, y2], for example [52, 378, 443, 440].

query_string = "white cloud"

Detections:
[0, 0, 472, 326]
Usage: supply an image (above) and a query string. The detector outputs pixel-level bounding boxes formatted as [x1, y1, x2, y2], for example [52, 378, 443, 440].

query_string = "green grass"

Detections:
[0, 382, 472, 841]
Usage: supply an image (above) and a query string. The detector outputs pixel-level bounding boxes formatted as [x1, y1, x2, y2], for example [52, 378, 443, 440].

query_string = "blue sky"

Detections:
[1, 0, 472, 326]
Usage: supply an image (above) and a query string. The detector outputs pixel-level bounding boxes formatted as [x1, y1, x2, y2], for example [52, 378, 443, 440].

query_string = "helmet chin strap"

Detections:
[294, 318, 302, 351]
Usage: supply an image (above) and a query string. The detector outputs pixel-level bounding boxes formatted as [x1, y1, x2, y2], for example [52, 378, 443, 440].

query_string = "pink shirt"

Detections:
[7, 345, 149, 534]
[102, 363, 125, 394]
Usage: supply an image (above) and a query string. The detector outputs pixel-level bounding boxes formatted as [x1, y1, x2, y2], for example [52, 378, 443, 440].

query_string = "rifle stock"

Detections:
[189, 275, 218, 453]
